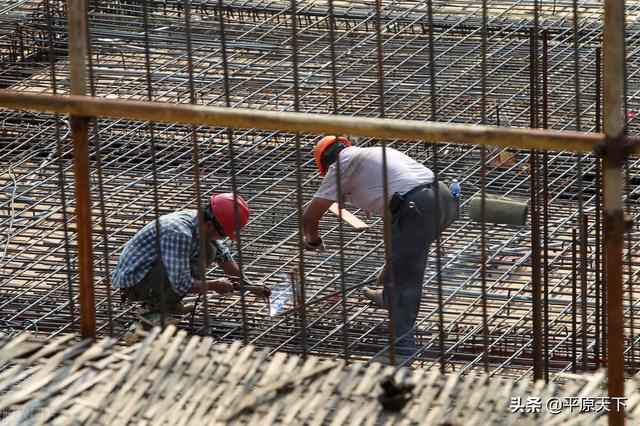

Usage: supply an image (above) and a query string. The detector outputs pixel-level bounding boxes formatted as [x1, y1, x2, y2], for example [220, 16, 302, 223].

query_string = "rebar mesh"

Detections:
[1, 0, 639, 380]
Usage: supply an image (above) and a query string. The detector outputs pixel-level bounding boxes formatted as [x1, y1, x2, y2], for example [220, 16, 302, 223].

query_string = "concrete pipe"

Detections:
[469, 196, 528, 226]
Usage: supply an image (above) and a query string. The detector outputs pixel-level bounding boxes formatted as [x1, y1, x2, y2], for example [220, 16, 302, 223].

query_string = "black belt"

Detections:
[389, 183, 433, 214]
[402, 182, 433, 199]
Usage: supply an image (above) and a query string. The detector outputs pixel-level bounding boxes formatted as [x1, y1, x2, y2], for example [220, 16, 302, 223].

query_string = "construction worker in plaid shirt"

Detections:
[112, 193, 270, 341]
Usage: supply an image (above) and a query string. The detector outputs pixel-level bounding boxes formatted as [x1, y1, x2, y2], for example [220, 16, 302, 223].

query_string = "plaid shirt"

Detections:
[112, 211, 232, 294]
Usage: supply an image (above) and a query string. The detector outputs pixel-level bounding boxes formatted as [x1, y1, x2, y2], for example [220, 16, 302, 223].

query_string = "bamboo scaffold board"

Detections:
[2, 327, 640, 425]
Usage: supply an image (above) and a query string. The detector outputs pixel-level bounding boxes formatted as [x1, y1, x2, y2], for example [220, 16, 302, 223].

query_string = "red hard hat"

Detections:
[210, 193, 250, 240]
[314, 136, 351, 176]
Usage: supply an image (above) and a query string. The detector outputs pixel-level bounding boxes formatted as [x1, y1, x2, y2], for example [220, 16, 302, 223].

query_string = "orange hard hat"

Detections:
[313, 136, 352, 176]
[208, 193, 250, 240]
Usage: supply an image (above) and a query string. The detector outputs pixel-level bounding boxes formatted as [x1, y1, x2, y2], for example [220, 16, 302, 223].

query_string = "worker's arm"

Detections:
[186, 240, 236, 295]
[218, 258, 242, 278]
[218, 259, 271, 298]
[189, 278, 235, 294]
[302, 196, 333, 245]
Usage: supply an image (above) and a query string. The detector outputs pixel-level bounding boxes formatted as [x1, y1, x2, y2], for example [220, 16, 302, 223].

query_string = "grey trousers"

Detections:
[126, 241, 216, 312]
[382, 181, 459, 356]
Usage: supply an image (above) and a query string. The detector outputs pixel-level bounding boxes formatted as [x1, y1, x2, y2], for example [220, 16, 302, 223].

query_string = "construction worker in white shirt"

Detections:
[302, 136, 459, 363]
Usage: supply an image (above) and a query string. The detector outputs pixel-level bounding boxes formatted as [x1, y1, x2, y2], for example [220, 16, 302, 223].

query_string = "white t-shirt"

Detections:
[315, 146, 434, 216]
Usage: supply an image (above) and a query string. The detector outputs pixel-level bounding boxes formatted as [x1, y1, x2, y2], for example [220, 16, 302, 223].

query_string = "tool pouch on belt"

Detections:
[389, 192, 404, 215]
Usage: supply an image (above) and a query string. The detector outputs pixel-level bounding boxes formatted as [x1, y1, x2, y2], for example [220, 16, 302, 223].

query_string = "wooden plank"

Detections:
[398, 369, 437, 426]
[23, 334, 75, 365]
[328, 400, 354, 426]
[4, 331, 639, 426]
[283, 361, 343, 425]
[256, 352, 288, 386]
[208, 346, 258, 418]
[104, 328, 170, 424]
[223, 362, 336, 421]
[423, 372, 460, 424]
[353, 362, 382, 396]
[88, 345, 137, 371]
[34, 368, 113, 426]
[447, 372, 479, 421]
[154, 337, 213, 425]
[310, 363, 353, 425]
[486, 378, 514, 425]
[504, 374, 536, 425]
[466, 374, 501, 425]
[207, 347, 267, 422]
[142, 333, 200, 420]
[360, 398, 383, 426]
[329, 204, 369, 230]
[254, 394, 287, 425]
[0, 364, 40, 395]
[0, 333, 40, 364]
[83, 363, 131, 425]
[338, 363, 363, 396]
[192, 343, 250, 424]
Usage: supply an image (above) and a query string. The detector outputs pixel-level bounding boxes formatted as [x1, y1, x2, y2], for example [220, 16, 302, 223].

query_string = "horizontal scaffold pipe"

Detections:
[0, 91, 628, 154]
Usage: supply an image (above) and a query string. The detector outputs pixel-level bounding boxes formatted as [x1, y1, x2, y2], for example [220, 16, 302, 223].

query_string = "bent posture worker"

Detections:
[302, 136, 458, 363]
[112, 193, 270, 324]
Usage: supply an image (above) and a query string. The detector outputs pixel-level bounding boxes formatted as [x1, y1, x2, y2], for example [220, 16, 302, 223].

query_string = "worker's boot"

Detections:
[123, 321, 147, 345]
[136, 302, 192, 317]
[138, 311, 178, 327]
[123, 311, 179, 345]
[362, 287, 387, 308]
[167, 302, 195, 316]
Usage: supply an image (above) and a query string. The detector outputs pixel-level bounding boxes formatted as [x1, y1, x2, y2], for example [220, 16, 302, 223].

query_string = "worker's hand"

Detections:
[209, 277, 235, 294]
[226, 275, 242, 290]
[249, 284, 272, 299]
[303, 236, 325, 252]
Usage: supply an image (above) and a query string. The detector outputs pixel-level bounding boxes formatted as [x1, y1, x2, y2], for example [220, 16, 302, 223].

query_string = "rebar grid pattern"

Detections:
[0, 0, 639, 381]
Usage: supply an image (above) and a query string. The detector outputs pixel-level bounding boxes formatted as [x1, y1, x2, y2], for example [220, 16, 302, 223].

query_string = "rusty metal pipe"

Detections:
[67, 0, 95, 340]
[603, 0, 626, 422]
[595, 45, 603, 370]
[529, 25, 543, 382]
[572, 227, 577, 373]
[0, 91, 613, 154]
[542, 27, 550, 382]
[581, 214, 589, 371]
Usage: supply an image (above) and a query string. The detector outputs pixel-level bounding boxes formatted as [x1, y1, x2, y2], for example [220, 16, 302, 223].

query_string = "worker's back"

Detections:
[112, 211, 198, 289]
[315, 146, 434, 216]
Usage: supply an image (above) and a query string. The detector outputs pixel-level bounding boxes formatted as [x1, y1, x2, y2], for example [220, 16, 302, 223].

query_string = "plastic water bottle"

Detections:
[450, 178, 461, 198]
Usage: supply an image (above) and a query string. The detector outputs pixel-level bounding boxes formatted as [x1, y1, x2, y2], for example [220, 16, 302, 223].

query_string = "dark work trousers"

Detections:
[382, 181, 459, 356]
[126, 241, 216, 312]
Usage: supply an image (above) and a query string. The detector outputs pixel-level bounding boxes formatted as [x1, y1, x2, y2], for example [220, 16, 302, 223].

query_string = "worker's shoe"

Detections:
[135, 304, 152, 316]
[363, 287, 387, 308]
[136, 302, 193, 317]
[167, 302, 195, 316]
[139, 312, 179, 327]
[123, 312, 179, 345]
[123, 321, 147, 345]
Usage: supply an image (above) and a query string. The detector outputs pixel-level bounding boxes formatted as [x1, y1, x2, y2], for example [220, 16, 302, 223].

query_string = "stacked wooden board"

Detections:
[2, 327, 640, 425]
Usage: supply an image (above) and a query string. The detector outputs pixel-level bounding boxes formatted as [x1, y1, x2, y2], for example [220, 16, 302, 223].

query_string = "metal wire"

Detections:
[141, 0, 167, 328]
[86, 0, 114, 336]
[216, 0, 249, 342]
